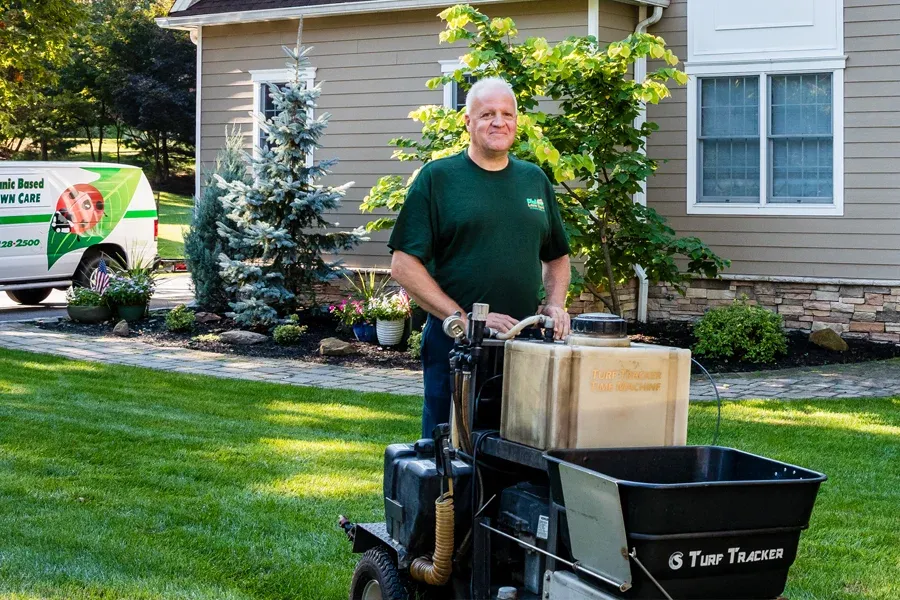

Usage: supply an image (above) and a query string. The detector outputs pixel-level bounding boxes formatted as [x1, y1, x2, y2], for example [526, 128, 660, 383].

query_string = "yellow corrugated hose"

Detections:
[409, 488, 455, 586]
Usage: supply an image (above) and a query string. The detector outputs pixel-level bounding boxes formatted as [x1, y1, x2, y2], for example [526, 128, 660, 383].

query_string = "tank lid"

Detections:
[571, 313, 627, 337]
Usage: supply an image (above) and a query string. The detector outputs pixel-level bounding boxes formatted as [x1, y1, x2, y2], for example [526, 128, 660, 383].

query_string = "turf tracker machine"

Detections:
[340, 305, 826, 600]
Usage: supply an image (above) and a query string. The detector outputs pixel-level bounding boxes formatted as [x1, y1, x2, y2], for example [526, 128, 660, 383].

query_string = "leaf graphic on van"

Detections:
[47, 167, 141, 269]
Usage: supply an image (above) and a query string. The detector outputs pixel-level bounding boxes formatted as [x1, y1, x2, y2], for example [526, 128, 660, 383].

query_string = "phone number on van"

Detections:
[0, 239, 40, 249]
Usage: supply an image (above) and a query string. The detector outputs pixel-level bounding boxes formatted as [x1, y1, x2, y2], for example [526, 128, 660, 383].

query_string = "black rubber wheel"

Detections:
[6, 288, 52, 305]
[349, 548, 409, 600]
[74, 251, 117, 289]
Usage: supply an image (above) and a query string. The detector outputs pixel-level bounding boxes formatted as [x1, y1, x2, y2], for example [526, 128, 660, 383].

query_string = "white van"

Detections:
[0, 162, 158, 304]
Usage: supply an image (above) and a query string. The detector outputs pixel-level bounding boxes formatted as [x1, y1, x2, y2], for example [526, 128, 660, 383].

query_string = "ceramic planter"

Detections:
[376, 319, 405, 346]
[352, 322, 378, 343]
[116, 304, 147, 322]
[67, 304, 112, 324]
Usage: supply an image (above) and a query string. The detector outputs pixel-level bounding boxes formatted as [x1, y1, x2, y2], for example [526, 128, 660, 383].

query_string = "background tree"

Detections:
[0, 0, 85, 155]
[185, 126, 248, 312]
[362, 6, 729, 314]
[216, 41, 360, 327]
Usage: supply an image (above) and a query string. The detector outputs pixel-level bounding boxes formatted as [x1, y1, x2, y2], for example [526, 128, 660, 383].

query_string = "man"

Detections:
[389, 77, 572, 437]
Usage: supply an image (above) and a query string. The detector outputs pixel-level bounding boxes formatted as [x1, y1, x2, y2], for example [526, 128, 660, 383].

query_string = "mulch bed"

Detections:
[39, 313, 422, 371]
[630, 320, 900, 374]
[37, 313, 900, 374]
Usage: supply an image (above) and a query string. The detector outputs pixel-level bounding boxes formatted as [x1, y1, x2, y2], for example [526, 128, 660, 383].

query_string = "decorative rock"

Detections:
[319, 337, 357, 356]
[195, 312, 222, 324]
[113, 320, 130, 337]
[220, 330, 268, 345]
[809, 328, 848, 352]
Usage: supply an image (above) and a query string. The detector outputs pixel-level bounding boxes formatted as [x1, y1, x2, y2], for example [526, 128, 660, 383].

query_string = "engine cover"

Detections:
[383, 442, 472, 556]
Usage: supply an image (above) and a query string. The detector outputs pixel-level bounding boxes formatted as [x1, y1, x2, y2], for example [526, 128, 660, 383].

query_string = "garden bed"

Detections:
[36, 314, 900, 374]
[39, 313, 422, 371]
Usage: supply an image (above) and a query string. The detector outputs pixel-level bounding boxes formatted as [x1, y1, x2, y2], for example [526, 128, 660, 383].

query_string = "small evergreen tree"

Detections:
[184, 126, 247, 312]
[216, 40, 358, 327]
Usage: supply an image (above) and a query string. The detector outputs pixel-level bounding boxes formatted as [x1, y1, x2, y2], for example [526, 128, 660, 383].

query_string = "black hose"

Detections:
[691, 357, 721, 446]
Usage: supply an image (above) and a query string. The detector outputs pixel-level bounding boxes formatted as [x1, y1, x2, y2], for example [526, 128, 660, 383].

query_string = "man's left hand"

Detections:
[540, 304, 570, 340]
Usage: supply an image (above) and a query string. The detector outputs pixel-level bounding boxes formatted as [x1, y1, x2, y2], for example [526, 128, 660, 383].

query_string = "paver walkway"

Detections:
[2, 321, 899, 400]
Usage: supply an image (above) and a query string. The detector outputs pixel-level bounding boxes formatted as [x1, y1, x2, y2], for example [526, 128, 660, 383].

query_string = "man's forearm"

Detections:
[391, 251, 464, 320]
[542, 255, 571, 307]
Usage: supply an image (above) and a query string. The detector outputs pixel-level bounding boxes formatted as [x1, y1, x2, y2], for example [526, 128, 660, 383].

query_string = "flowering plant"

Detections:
[329, 297, 368, 326]
[67, 287, 106, 307]
[367, 290, 412, 321]
[104, 273, 155, 306]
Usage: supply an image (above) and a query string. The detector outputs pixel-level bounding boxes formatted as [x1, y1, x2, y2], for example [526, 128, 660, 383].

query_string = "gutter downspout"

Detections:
[632, 4, 664, 322]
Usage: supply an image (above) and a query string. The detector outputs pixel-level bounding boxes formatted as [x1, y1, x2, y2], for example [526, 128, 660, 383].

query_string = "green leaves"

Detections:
[360, 5, 727, 314]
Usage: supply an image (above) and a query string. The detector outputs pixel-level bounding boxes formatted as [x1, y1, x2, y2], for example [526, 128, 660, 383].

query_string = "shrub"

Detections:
[693, 298, 788, 364]
[274, 324, 308, 345]
[166, 305, 196, 332]
[408, 328, 423, 360]
[67, 287, 105, 307]
[185, 126, 248, 312]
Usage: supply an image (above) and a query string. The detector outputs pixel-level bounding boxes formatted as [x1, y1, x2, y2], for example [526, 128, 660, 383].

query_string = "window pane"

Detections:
[701, 77, 758, 137]
[769, 73, 833, 203]
[771, 74, 832, 136]
[700, 139, 760, 201]
[455, 75, 477, 111]
[771, 139, 833, 202]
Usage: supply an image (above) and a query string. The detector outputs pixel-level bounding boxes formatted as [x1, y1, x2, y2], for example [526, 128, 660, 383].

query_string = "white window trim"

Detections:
[686, 58, 845, 217]
[249, 67, 317, 162]
[439, 59, 464, 109]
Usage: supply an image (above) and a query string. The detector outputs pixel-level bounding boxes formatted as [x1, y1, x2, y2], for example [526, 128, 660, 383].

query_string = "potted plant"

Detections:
[105, 273, 155, 321]
[66, 287, 112, 323]
[330, 297, 376, 342]
[369, 290, 412, 346]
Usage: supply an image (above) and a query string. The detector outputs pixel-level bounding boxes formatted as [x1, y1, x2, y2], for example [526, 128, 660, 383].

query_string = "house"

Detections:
[158, 0, 900, 342]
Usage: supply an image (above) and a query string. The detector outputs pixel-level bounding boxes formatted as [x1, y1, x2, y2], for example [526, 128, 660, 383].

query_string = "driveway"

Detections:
[0, 274, 194, 322]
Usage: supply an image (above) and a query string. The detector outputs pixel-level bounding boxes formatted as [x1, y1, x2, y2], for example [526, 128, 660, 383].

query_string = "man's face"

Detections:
[465, 88, 518, 156]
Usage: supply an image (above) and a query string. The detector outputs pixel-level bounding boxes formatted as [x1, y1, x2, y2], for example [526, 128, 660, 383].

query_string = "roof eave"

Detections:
[157, 0, 668, 29]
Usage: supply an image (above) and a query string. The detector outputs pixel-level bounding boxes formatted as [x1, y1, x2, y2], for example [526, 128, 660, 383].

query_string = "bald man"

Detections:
[389, 77, 572, 437]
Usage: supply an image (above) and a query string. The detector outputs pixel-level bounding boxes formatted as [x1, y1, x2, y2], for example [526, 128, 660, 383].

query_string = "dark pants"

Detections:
[421, 314, 455, 438]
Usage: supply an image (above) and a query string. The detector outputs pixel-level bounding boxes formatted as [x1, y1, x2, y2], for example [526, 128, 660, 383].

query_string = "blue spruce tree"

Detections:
[216, 39, 359, 327]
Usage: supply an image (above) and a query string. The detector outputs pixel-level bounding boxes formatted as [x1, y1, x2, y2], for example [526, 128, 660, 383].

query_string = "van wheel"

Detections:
[75, 251, 117, 289]
[349, 548, 409, 600]
[6, 288, 52, 305]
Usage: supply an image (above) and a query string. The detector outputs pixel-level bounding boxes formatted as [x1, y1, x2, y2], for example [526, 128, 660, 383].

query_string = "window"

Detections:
[249, 67, 316, 157]
[687, 64, 844, 216]
[439, 60, 476, 111]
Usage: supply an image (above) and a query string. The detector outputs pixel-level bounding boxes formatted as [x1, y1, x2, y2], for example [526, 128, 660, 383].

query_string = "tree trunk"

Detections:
[40, 139, 48, 161]
[14, 138, 24, 152]
[97, 104, 105, 162]
[85, 126, 95, 162]
[115, 121, 122, 161]
[598, 218, 621, 315]
[153, 133, 162, 184]
[162, 133, 171, 180]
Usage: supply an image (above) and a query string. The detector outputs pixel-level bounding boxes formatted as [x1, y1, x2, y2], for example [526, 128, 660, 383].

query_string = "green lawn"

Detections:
[156, 191, 193, 260]
[0, 348, 897, 600]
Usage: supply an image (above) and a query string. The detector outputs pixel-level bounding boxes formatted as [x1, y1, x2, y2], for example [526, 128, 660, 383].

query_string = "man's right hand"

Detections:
[486, 312, 519, 334]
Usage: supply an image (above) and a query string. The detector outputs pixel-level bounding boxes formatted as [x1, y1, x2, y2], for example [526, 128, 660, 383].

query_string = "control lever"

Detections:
[432, 423, 454, 479]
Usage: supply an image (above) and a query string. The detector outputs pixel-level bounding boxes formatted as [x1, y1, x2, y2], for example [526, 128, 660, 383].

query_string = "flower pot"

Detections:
[352, 323, 367, 341]
[376, 319, 405, 346]
[67, 304, 112, 324]
[116, 304, 147, 322]
[354, 322, 377, 344]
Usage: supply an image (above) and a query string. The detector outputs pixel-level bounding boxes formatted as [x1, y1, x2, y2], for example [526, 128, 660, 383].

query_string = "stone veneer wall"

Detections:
[649, 279, 900, 343]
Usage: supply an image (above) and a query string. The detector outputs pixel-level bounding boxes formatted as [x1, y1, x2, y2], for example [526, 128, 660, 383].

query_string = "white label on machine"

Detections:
[537, 515, 549, 540]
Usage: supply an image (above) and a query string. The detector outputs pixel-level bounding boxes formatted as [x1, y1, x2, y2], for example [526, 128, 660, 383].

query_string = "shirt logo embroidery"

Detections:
[526, 198, 545, 212]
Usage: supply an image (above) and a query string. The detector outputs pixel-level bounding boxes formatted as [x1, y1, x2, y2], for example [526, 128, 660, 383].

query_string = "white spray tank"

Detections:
[500, 313, 692, 450]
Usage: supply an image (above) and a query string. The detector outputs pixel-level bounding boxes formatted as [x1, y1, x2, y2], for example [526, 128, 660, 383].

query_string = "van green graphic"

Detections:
[46, 167, 141, 268]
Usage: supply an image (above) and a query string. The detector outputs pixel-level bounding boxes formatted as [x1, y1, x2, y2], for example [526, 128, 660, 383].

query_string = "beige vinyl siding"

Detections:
[645, 0, 900, 281]
[200, 0, 635, 268]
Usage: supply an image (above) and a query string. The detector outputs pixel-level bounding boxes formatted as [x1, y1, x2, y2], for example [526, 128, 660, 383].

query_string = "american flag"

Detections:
[92, 259, 110, 294]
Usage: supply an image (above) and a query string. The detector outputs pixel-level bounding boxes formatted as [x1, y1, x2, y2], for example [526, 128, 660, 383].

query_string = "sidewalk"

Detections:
[1, 321, 899, 400]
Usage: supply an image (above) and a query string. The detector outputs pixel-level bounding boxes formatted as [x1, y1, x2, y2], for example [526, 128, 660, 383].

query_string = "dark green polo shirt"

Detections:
[388, 150, 570, 320]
